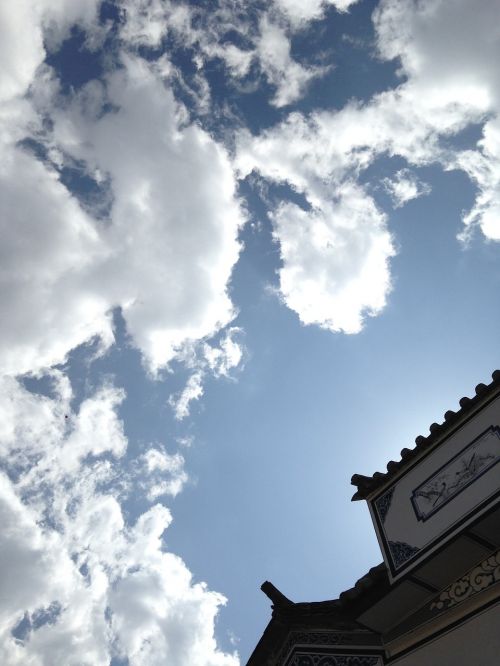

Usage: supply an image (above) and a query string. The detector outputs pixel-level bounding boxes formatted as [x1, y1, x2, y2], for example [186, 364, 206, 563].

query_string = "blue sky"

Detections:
[1, 0, 500, 664]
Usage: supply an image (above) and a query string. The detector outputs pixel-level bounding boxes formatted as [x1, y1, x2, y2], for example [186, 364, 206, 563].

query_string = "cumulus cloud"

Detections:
[0, 50, 244, 375]
[52, 55, 243, 372]
[272, 184, 393, 332]
[0, 375, 237, 666]
[235, 109, 398, 332]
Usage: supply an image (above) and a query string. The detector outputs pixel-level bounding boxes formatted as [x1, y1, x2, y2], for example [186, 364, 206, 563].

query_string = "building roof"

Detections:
[249, 368, 500, 664]
[351, 369, 500, 501]
[247, 565, 389, 665]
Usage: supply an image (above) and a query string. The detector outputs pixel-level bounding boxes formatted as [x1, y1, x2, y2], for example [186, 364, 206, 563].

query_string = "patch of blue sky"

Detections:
[43, 1, 120, 88]
[20, 373, 60, 401]
[205, 59, 284, 136]
[18, 136, 113, 220]
[61, 162, 114, 220]
[11, 603, 62, 643]
[234, 180, 284, 288]
[18, 138, 51, 164]
[290, 1, 402, 113]
[109, 649, 132, 666]
[45, 26, 105, 94]
[100, 0, 122, 25]
[439, 121, 487, 152]
[59, 312, 188, 442]
[11, 613, 31, 643]
[198, 5, 401, 139]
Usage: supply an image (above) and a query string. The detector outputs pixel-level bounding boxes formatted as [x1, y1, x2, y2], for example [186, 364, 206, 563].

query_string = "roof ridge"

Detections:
[351, 369, 500, 500]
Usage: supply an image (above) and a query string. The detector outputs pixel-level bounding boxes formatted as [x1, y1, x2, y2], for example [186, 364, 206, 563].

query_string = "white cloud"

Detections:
[0, 1, 44, 103]
[273, 184, 393, 332]
[203, 328, 244, 378]
[383, 168, 431, 208]
[120, 0, 339, 109]
[455, 119, 500, 241]
[0, 7, 243, 659]
[274, 0, 358, 27]
[0, 108, 115, 376]
[120, 0, 192, 49]
[169, 328, 245, 420]
[235, 110, 398, 332]
[235, 0, 500, 330]
[373, 0, 500, 241]
[257, 15, 328, 108]
[141, 448, 188, 500]
[0, 49, 244, 375]
[56, 55, 244, 372]
[169, 371, 205, 422]
[0, 376, 238, 666]
[0, 0, 101, 104]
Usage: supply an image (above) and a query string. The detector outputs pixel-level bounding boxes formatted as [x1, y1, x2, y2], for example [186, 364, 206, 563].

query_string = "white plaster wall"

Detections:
[374, 394, 500, 578]
[392, 602, 500, 666]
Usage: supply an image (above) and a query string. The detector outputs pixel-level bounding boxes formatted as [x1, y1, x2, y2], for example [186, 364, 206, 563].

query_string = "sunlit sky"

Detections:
[2, 0, 500, 664]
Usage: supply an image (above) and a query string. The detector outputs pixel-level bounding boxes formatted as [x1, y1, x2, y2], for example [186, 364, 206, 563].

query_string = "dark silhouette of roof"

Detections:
[247, 564, 388, 665]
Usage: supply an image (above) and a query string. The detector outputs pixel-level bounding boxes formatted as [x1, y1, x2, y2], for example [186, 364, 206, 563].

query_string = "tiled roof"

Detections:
[351, 369, 500, 501]
[260, 563, 388, 620]
[338, 562, 388, 607]
[247, 566, 388, 665]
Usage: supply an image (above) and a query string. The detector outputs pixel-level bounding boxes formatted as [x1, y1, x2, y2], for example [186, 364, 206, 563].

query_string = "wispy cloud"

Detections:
[169, 328, 245, 420]
[383, 168, 431, 208]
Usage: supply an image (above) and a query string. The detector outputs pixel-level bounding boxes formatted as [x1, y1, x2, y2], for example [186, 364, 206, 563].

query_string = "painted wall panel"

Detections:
[370, 395, 500, 578]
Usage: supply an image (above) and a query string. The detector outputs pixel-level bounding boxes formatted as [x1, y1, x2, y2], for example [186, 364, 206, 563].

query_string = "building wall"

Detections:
[391, 601, 500, 666]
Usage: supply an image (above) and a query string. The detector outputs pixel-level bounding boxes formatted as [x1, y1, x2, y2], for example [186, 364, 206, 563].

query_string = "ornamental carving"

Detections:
[288, 655, 381, 666]
[375, 487, 394, 524]
[411, 426, 500, 522]
[388, 540, 420, 569]
[276, 630, 382, 666]
[430, 549, 500, 611]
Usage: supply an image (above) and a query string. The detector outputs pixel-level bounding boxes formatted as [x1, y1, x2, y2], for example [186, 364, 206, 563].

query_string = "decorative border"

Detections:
[286, 654, 382, 666]
[375, 487, 394, 524]
[277, 631, 383, 666]
[430, 548, 500, 612]
[411, 426, 500, 522]
[387, 541, 420, 569]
